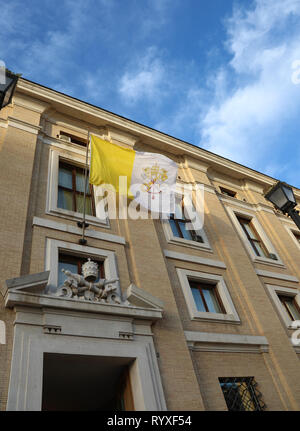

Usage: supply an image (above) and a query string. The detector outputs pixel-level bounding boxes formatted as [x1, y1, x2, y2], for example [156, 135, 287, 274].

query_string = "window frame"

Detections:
[190, 280, 226, 314]
[284, 224, 300, 252]
[277, 295, 300, 322]
[176, 268, 240, 323]
[45, 238, 120, 295]
[237, 216, 269, 258]
[58, 161, 96, 216]
[161, 191, 212, 252]
[266, 284, 300, 328]
[219, 187, 237, 198]
[47, 149, 108, 227]
[225, 206, 283, 267]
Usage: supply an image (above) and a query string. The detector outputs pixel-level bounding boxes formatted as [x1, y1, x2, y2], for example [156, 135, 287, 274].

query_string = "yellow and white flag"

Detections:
[90, 135, 178, 213]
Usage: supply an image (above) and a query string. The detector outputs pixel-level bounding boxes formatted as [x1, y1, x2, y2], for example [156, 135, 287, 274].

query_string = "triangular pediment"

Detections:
[5, 272, 164, 320]
[6, 271, 50, 294]
[124, 284, 164, 310]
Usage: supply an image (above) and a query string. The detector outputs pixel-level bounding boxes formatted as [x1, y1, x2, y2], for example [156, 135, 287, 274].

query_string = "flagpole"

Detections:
[78, 130, 90, 245]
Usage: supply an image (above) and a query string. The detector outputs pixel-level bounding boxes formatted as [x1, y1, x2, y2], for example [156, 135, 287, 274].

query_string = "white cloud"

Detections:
[118, 47, 165, 104]
[200, 0, 300, 184]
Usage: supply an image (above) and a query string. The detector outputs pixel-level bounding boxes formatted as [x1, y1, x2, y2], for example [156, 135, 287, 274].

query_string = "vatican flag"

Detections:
[90, 134, 178, 213]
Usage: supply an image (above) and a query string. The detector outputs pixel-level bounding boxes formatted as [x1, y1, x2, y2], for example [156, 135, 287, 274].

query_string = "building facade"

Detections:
[0, 78, 300, 411]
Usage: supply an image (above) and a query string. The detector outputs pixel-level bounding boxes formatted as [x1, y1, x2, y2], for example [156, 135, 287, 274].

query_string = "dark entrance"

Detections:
[42, 353, 135, 411]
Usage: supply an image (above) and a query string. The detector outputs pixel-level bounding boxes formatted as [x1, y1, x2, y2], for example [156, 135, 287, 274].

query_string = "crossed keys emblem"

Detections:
[141, 163, 169, 199]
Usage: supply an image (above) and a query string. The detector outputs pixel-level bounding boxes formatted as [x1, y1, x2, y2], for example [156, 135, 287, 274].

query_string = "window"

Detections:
[190, 281, 225, 314]
[219, 377, 265, 411]
[294, 232, 300, 245]
[278, 295, 300, 322]
[266, 284, 300, 328]
[58, 161, 95, 216]
[237, 216, 270, 258]
[176, 269, 240, 323]
[220, 187, 236, 198]
[47, 150, 108, 226]
[45, 239, 120, 294]
[226, 207, 282, 265]
[58, 131, 87, 147]
[58, 253, 104, 287]
[169, 198, 203, 243]
[283, 225, 300, 252]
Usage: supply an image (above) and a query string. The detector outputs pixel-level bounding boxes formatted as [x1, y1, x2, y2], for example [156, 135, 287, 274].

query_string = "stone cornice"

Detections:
[185, 330, 269, 353]
[16, 78, 300, 197]
[8, 116, 42, 135]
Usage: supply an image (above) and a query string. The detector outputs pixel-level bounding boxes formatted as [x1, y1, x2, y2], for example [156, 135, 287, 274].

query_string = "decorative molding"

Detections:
[220, 195, 275, 215]
[7, 116, 41, 135]
[206, 170, 243, 190]
[0, 118, 8, 129]
[17, 79, 300, 198]
[164, 249, 226, 269]
[242, 179, 265, 194]
[13, 93, 50, 114]
[45, 238, 121, 294]
[5, 271, 164, 321]
[183, 156, 210, 173]
[124, 284, 164, 310]
[219, 195, 253, 210]
[201, 183, 217, 195]
[256, 270, 299, 283]
[5, 271, 50, 293]
[56, 258, 123, 305]
[5, 298, 166, 411]
[185, 331, 269, 353]
[108, 126, 139, 148]
[39, 134, 88, 157]
[33, 216, 126, 245]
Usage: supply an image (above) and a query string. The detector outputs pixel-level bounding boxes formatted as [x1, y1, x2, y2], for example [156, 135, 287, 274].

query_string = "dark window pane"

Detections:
[76, 194, 93, 215]
[58, 166, 73, 189]
[191, 287, 206, 312]
[253, 241, 268, 258]
[58, 161, 95, 216]
[85, 196, 93, 216]
[169, 219, 180, 237]
[75, 170, 89, 193]
[202, 288, 222, 313]
[58, 261, 77, 287]
[58, 189, 73, 210]
[178, 221, 193, 240]
[76, 194, 85, 213]
[286, 300, 300, 320]
[279, 295, 300, 321]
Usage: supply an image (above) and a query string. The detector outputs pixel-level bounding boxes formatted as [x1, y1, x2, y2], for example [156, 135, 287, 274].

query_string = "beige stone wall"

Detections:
[192, 351, 286, 410]
[0, 103, 43, 410]
[1, 82, 300, 410]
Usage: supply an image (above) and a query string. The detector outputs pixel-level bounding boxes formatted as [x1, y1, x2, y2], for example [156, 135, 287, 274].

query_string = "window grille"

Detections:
[219, 377, 266, 411]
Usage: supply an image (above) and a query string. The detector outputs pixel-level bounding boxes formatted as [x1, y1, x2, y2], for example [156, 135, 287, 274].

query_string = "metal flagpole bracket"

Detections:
[77, 221, 90, 228]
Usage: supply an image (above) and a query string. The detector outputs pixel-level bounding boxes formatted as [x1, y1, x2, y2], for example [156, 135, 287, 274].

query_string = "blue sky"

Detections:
[1, 0, 300, 187]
